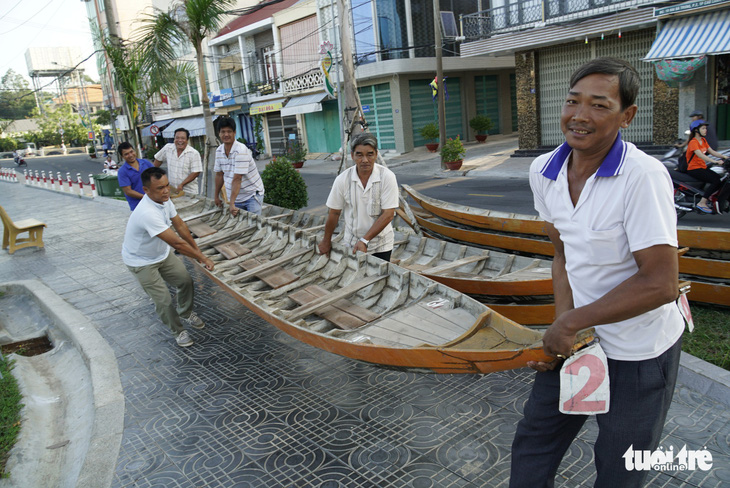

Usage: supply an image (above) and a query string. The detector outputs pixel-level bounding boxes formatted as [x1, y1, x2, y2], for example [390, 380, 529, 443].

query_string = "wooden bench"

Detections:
[0, 205, 47, 254]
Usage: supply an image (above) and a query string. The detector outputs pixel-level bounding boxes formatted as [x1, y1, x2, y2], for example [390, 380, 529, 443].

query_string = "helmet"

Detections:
[690, 119, 708, 131]
[689, 110, 704, 118]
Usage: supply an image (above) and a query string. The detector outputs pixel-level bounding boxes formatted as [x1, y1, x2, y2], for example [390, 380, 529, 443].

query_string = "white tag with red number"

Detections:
[677, 294, 694, 332]
[559, 342, 610, 415]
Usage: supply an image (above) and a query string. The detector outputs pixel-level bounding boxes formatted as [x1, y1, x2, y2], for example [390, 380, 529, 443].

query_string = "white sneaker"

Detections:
[182, 311, 205, 329]
[176, 330, 194, 347]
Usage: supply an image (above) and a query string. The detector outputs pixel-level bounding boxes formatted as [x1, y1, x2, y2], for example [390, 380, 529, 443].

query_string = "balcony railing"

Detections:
[462, 0, 662, 39]
[283, 71, 324, 94]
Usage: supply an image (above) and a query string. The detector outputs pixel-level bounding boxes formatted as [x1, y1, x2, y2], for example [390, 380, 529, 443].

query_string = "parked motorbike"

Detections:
[662, 151, 730, 218]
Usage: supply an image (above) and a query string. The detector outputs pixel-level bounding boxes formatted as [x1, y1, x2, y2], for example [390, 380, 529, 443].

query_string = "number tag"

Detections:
[559, 342, 610, 415]
[677, 294, 694, 333]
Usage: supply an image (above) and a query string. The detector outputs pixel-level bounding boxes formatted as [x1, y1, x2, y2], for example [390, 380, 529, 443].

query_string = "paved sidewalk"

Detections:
[1, 180, 729, 487]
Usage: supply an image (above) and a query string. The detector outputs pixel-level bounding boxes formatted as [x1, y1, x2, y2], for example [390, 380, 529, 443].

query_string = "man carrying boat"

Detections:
[122, 167, 215, 348]
[510, 58, 684, 488]
[318, 133, 399, 261]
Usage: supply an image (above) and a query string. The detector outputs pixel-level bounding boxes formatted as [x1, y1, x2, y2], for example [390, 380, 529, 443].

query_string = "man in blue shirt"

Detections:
[117, 141, 156, 210]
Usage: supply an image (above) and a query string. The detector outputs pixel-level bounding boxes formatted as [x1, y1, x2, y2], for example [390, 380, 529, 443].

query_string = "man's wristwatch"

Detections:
[359, 237, 369, 246]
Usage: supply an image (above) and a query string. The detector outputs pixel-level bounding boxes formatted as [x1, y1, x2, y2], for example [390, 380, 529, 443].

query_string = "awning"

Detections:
[249, 98, 287, 115]
[162, 115, 219, 138]
[280, 92, 328, 117]
[141, 118, 174, 137]
[643, 11, 730, 61]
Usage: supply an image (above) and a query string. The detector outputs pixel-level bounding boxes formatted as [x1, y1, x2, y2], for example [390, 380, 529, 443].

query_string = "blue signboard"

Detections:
[208, 88, 235, 108]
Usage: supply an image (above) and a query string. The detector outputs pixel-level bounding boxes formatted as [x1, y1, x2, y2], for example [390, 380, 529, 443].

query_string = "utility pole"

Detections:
[103, 0, 133, 151]
[336, 0, 366, 171]
[433, 0, 447, 169]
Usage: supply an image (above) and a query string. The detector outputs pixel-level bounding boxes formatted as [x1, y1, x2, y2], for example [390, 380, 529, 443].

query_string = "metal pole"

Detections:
[434, 0, 447, 169]
[329, 0, 345, 156]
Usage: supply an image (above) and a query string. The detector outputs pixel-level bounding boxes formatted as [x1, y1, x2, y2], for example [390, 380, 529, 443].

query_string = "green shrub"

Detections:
[469, 114, 494, 134]
[0, 354, 23, 478]
[418, 123, 439, 142]
[0, 137, 18, 152]
[261, 156, 308, 210]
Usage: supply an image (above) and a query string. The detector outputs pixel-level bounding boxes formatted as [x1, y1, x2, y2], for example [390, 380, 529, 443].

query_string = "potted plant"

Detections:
[286, 141, 308, 168]
[261, 156, 309, 209]
[419, 123, 440, 152]
[87, 144, 97, 159]
[440, 136, 466, 171]
[469, 114, 493, 143]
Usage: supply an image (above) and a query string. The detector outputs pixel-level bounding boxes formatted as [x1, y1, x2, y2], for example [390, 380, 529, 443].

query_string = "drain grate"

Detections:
[1, 336, 54, 357]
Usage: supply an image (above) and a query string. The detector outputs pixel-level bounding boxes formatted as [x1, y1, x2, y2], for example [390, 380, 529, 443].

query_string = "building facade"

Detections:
[461, 0, 730, 149]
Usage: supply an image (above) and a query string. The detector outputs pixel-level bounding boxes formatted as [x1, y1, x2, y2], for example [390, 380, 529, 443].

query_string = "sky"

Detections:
[0, 0, 99, 85]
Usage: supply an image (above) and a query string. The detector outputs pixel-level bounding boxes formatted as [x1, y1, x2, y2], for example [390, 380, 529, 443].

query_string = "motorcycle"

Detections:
[662, 151, 730, 219]
[13, 153, 27, 167]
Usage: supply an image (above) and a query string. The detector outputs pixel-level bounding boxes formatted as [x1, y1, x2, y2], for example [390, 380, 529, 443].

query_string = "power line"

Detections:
[0, 0, 23, 22]
[0, 0, 56, 35]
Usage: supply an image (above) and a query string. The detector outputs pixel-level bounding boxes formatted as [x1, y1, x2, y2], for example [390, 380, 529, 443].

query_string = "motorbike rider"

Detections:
[685, 119, 728, 213]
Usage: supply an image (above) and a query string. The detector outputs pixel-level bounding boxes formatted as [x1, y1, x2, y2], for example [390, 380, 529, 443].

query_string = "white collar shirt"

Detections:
[121, 195, 176, 267]
[214, 140, 264, 203]
[529, 134, 683, 360]
[153, 143, 202, 194]
[325, 164, 399, 253]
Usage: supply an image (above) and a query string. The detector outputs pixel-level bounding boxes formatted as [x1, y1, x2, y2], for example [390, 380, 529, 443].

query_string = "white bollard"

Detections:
[66, 172, 73, 193]
[42, 171, 48, 189]
[89, 174, 98, 198]
[77, 173, 84, 196]
[34, 170, 41, 187]
[50, 172, 55, 190]
[57, 172, 63, 191]
[24, 169, 29, 185]
[12, 169, 17, 182]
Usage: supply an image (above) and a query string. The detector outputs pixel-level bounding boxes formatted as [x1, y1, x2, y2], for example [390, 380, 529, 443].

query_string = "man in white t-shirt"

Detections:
[509, 58, 684, 488]
[318, 133, 399, 261]
[153, 128, 203, 195]
[213, 117, 264, 215]
[122, 167, 215, 347]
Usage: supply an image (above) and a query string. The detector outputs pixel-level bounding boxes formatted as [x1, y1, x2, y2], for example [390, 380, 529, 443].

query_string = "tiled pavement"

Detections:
[1, 183, 730, 487]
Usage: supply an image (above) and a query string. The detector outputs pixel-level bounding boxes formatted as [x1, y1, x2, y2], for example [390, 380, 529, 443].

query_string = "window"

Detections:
[376, 0, 408, 60]
[352, 0, 376, 64]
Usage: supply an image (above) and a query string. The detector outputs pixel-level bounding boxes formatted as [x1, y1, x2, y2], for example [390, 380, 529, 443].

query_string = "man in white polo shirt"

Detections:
[510, 58, 684, 487]
[153, 127, 203, 195]
[318, 133, 398, 261]
[122, 167, 215, 347]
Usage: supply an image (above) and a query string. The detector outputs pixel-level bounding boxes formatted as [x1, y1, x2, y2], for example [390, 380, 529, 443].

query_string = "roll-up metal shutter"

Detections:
[359, 83, 396, 150]
[410, 78, 463, 147]
[539, 30, 655, 146]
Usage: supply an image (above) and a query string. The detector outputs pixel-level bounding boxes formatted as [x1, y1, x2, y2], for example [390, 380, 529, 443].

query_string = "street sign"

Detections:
[87, 131, 94, 140]
[362, 105, 370, 113]
[150, 125, 160, 135]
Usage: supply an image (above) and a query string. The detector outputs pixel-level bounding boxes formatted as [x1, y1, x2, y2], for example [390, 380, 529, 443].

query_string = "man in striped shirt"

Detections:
[153, 128, 202, 195]
[213, 117, 264, 215]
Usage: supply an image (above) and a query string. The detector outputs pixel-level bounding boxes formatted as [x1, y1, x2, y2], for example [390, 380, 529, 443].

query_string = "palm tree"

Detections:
[136, 0, 237, 196]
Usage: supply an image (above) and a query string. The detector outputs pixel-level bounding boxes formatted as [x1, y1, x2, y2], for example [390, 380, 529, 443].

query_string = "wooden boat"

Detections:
[402, 184, 730, 254]
[177, 205, 596, 373]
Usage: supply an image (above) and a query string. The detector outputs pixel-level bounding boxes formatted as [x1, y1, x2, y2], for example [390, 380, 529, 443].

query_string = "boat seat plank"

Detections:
[423, 254, 489, 276]
[240, 257, 299, 289]
[215, 241, 252, 260]
[187, 219, 218, 238]
[230, 247, 311, 282]
[401, 301, 474, 334]
[288, 275, 386, 322]
[289, 287, 370, 330]
[182, 208, 221, 223]
[302, 285, 381, 323]
[362, 303, 471, 345]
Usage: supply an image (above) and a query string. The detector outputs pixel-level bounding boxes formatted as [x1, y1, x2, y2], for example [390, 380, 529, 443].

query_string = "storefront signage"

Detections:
[208, 88, 235, 108]
[362, 105, 370, 113]
[250, 101, 284, 115]
[655, 0, 726, 16]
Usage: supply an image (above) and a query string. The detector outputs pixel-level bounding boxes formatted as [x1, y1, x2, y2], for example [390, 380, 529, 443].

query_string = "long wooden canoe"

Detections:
[180, 205, 594, 373]
[402, 184, 730, 254]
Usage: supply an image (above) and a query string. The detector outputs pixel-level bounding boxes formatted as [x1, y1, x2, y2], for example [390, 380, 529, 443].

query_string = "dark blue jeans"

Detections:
[510, 337, 682, 488]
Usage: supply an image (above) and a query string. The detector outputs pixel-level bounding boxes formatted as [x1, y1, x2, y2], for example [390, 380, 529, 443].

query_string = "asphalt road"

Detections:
[3, 153, 729, 229]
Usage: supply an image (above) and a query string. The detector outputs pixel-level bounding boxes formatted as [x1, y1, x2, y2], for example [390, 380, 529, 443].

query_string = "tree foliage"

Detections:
[261, 157, 309, 210]
[135, 0, 237, 196]
[0, 69, 37, 120]
[30, 103, 100, 146]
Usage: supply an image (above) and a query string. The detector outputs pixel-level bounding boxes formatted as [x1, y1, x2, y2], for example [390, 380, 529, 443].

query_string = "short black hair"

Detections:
[174, 128, 190, 139]
[118, 141, 134, 156]
[569, 57, 640, 111]
[216, 117, 236, 134]
[141, 167, 167, 187]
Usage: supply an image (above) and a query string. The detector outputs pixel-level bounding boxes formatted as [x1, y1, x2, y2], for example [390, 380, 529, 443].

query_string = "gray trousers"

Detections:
[510, 337, 682, 488]
[127, 252, 194, 335]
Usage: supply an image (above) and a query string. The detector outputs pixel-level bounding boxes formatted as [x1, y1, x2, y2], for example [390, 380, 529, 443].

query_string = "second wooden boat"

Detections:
[179, 205, 593, 373]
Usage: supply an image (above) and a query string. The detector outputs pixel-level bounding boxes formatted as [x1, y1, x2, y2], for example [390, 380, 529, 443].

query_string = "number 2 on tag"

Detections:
[559, 342, 610, 415]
